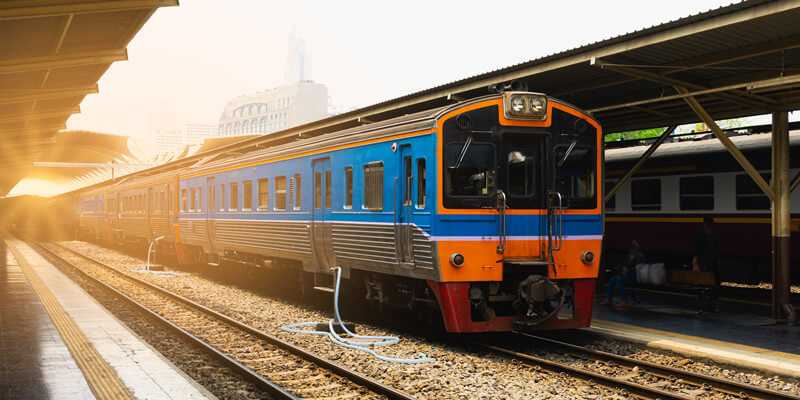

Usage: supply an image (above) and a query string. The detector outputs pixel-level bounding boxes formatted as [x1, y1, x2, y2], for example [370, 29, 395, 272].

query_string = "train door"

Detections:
[147, 187, 155, 239]
[501, 134, 548, 260]
[396, 144, 415, 266]
[206, 177, 217, 254]
[312, 158, 334, 272]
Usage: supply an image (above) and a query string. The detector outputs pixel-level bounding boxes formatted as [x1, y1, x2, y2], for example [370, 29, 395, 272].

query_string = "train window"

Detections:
[294, 174, 301, 210]
[288, 178, 294, 208]
[404, 156, 413, 206]
[243, 181, 253, 211]
[220, 184, 225, 211]
[736, 173, 771, 210]
[363, 162, 384, 211]
[197, 187, 202, 211]
[631, 179, 661, 211]
[314, 172, 322, 209]
[190, 188, 196, 211]
[680, 176, 714, 210]
[507, 150, 537, 197]
[209, 185, 215, 211]
[344, 167, 353, 209]
[258, 179, 268, 209]
[325, 170, 331, 209]
[445, 143, 495, 197]
[554, 145, 595, 200]
[159, 192, 165, 212]
[167, 191, 172, 213]
[605, 181, 616, 211]
[275, 176, 286, 210]
[417, 159, 426, 208]
[181, 189, 187, 211]
[230, 182, 238, 211]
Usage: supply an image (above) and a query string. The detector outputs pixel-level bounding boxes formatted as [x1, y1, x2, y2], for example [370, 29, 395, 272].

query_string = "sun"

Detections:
[6, 178, 64, 198]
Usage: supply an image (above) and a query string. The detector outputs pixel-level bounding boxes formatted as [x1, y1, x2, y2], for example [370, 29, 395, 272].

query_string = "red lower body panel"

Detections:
[428, 279, 595, 333]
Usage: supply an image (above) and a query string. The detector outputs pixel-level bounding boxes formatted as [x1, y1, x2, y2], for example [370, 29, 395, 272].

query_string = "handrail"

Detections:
[496, 190, 507, 254]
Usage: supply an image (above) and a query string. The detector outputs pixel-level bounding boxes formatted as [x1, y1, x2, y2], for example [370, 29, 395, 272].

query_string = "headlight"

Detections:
[503, 92, 547, 121]
[510, 96, 525, 113]
[530, 97, 545, 112]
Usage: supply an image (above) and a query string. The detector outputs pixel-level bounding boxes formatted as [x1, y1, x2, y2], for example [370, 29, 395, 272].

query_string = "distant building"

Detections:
[217, 81, 328, 136]
[154, 123, 219, 151]
[284, 25, 312, 84]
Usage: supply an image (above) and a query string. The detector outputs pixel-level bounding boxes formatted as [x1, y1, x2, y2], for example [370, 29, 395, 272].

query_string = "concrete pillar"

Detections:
[771, 110, 791, 319]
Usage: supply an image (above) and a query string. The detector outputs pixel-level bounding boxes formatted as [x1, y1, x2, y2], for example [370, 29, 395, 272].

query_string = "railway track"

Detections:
[470, 332, 800, 400]
[37, 241, 416, 400]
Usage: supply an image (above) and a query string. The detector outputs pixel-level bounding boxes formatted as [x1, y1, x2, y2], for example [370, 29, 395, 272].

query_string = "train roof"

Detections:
[605, 129, 800, 163]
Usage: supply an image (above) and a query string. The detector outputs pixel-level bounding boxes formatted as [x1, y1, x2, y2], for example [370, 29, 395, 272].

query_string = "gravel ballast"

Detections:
[60, 240, 800, 399]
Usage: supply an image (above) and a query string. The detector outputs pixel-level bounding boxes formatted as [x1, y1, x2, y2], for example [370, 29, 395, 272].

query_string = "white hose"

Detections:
[131, 236, 188, 277]
[281, 267, 435, 364]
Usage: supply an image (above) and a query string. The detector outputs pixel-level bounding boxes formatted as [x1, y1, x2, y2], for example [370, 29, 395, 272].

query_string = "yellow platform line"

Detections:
[7, 241, 134, 400]
[591, 318, 800, 362]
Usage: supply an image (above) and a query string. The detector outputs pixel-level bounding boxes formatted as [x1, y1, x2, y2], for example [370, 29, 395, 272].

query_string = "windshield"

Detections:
[445, 143, 495, 197]
[554, 146, 595, 198]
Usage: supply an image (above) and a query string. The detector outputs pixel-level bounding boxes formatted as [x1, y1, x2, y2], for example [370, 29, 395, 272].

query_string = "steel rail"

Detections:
[469, 340, 698, 400]
[518, 332, 800, 400]
[40, 241, 417, 400]
[34, 242, 301, 400]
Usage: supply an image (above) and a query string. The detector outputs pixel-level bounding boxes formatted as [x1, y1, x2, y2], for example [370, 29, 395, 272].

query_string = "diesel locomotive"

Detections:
[73, 88, 603, 332]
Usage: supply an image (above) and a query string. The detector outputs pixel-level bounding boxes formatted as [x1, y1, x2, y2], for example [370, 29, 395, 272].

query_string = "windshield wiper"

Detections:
[453, 135, 473, 169]
[557, 139, 577, 167]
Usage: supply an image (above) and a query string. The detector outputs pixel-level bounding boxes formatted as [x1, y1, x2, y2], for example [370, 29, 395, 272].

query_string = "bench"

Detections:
[630, 270, 717, 313]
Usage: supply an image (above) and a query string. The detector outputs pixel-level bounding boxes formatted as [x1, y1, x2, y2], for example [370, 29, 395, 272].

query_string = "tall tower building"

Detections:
[284, 25, 312, 84]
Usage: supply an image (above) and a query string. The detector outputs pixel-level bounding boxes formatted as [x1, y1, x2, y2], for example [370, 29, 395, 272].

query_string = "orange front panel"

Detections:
[437, 241, 503, 282]
[550, 239, 601, 279]
[437, 239, 602, 282]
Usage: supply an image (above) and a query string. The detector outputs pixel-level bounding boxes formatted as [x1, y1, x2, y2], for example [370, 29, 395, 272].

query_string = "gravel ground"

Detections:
[59, 241, 619, 399]
[60, 240, 800, 399]
[38, 243, 271, 400]
[585, 339, 800, 395]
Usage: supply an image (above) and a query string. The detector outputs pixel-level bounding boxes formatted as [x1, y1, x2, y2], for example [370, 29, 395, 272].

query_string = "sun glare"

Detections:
[7, 178, 64, 198]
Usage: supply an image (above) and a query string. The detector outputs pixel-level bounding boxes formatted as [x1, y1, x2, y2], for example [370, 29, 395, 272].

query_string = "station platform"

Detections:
[0, 240, 211, 399]
[587, 287, 800, 378]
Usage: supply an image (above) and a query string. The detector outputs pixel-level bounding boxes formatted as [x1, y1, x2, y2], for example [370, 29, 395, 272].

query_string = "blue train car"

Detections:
[169, 91, 603, 332]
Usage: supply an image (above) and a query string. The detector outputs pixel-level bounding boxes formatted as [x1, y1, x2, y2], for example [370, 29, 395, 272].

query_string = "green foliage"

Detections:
[604, 128, 665, 142]
[604, 118, 745, 142]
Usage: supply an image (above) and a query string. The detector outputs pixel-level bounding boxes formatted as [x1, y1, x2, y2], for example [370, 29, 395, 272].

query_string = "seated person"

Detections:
[600, 240, 645, 309]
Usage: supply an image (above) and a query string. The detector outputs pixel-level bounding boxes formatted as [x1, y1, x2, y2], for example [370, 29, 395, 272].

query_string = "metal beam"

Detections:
[791, 171, 800, 193]
[32, 162, 153, 168]
[0, 49, 128, 74]
[0, 85, 98, 104]
[594, 59, 775, 110]
[605, 126, 676, 203]
[0, 0, 179, 20]
[0, 107, 79, 123]
[0, 125, 64, 136]
[588, 74, 800, 114]
[771, 110, 791, 320]
[677, 86, 774, 199]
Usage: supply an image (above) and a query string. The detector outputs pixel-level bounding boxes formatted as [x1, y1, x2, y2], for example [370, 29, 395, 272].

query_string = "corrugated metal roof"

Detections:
[57, 0, 800, 196]
[0, 0, 178, 196]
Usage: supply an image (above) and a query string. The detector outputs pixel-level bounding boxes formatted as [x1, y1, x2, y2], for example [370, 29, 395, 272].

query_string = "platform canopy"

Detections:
[0, 0, 178, 196]
[164, 0, 800, 166]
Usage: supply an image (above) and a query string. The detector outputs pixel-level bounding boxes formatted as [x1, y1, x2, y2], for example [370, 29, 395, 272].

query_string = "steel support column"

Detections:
[771, 111, 791, 319]
[605, 126, 676, 202]
[677, 87, 774, 199]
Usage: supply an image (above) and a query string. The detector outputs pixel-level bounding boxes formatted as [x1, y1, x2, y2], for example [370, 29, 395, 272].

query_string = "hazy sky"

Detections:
[66, 0, 745, 142]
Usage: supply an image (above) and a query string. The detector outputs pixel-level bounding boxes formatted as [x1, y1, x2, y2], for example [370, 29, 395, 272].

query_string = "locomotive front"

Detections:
[430, 90, 602, 332]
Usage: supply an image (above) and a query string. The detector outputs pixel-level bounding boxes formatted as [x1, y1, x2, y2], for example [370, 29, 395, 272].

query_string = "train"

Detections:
[67, 87, 604, 333]
[604, 125, 800, 284]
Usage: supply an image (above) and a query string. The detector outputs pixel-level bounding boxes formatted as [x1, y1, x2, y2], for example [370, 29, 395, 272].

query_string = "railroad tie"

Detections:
[7, 241, 135, 400]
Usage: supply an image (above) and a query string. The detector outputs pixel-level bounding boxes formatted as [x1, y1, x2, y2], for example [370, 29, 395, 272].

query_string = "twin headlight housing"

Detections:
[503, 92, 548, 121]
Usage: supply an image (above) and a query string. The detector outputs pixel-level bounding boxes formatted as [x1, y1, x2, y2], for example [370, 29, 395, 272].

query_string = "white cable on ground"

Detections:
[131, 236, 188, 277]
[282, 266, 435, 364]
